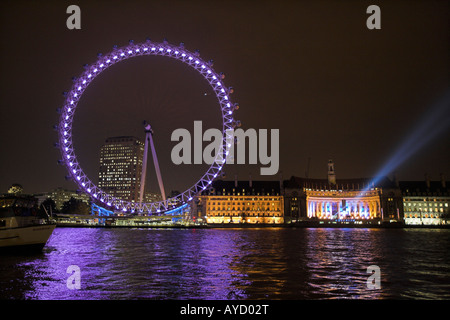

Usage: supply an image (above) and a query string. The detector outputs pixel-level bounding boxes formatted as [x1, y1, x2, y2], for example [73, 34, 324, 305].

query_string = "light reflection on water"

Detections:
[1, 227, 449, 299]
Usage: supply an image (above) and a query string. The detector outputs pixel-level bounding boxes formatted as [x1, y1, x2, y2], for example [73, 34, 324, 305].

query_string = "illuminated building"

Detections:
[144, 192, 162, 203]
[98, 136, 144, 202]
[49, 187, 90, 211]
[197, 178, 284, 224]
[7, 184, 23, 195]
[400, 175, 450, 225]
[283, 160, 403, 223]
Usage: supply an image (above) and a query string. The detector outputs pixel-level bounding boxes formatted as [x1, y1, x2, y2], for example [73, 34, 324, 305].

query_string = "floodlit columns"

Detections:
[306, 189, 380, 220]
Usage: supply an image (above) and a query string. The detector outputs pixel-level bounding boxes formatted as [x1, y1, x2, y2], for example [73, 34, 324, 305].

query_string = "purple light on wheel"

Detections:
[58, 39, 238, 215]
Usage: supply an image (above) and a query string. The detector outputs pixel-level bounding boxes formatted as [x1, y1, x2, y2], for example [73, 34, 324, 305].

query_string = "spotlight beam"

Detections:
[370, 90, 450, 186]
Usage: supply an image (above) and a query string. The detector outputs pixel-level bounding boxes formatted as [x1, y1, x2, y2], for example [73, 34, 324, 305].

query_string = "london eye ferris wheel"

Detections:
[57, 39, 239, 215]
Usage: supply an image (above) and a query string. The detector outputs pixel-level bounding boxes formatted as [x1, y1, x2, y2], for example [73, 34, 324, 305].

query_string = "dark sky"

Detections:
[0, 0, 449, 195]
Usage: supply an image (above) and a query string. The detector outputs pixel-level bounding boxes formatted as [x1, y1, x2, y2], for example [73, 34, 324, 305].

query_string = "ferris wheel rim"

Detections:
[58, 39, 237, 214]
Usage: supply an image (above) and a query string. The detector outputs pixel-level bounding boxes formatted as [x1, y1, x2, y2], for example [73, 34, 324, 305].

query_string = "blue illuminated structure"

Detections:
[165, 203, 189, 223]
[165, 203, 188, 215]
[91, 202, 113, 216]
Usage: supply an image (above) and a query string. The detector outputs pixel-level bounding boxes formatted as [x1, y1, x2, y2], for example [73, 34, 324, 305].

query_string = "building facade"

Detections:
[98, 136, 144, 203]
[283, 160, 403, 223]
[400, 175, 450, 225]
[196, 178, 284, 224]
[49, 187, 90, 211]
[305, 187, 381, 220]
[7, 184, 23, 195]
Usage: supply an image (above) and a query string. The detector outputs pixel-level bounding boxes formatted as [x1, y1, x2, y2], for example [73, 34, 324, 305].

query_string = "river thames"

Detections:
[1, 227, 449, 300]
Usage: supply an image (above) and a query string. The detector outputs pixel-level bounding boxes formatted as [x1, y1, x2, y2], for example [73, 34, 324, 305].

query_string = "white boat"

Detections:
[0, 195, 56, 252]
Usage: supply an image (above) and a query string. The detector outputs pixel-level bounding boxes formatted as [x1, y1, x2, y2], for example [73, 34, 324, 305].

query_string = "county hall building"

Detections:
[283, 160, 404, 224]
[195, 178, 284, 224]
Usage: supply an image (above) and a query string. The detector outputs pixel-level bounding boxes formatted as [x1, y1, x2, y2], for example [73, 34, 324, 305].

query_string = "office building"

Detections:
[98, 136, 144, 203]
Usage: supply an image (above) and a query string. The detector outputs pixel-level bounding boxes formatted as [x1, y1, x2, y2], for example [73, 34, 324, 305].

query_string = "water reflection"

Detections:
[0, 227, 449, 299]
[305, 229, 384, 299]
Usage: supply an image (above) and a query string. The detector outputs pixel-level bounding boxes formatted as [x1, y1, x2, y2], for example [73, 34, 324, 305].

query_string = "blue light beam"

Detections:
[370, 89, 450, 186]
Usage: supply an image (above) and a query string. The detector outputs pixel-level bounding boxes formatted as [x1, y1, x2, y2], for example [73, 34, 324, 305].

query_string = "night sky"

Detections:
[0, 0, 449, 196]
